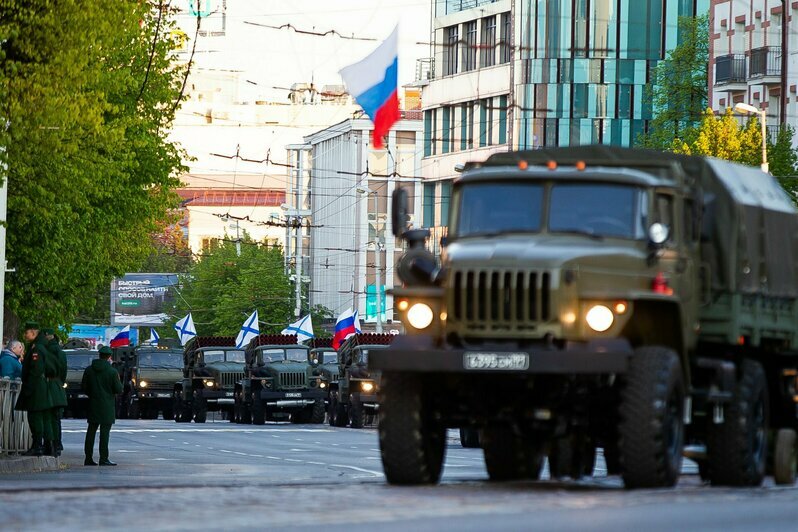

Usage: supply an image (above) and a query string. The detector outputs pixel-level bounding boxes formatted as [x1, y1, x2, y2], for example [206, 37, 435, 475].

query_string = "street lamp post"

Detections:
[357, 187, 382, 333]
[734, 102, 769, 173]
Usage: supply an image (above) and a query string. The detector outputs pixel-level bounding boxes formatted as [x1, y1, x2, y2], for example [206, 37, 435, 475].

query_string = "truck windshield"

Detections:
[455, 183, 544, 237]
[66, 353, 95, 369]
[203, 349, 245, 363]
[549, 183, 646, 239]
[137, 351, 182, 368]
[286, 348, 309, 362]
[319, 352, 337, 364]
[260, 348, 309, 363]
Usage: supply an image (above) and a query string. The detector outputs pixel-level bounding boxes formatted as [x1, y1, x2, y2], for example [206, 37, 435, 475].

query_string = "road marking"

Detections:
[266, 456, 282, 460]
[183, 442, 190, 445]
[233, 452, 248, 456]
[249, 454, 264, 458]
[117, 450, 137, 453]
[284, 458, 302, 462]
[152, 458, 178, 461]
[62, 428, 333, 434]
[329, 464, 384, 477]
[306, 461, 324, 465]
[219, 449, 232, 453]
[289, 448, 310, 452]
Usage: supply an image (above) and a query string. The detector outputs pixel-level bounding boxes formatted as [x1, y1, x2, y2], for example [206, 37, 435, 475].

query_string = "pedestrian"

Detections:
[0, 340, 24, 379]
[14, 322, 54, 456]
[81, 346, 122, 466]
[44, 328, 68, 456]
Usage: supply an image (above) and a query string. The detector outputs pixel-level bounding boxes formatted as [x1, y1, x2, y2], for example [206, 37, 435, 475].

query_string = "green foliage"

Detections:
[1, 1, 186, 327]
[638, 15, 708, 149]
[174, 236, 303, 338]
[672, 108, 762, 166]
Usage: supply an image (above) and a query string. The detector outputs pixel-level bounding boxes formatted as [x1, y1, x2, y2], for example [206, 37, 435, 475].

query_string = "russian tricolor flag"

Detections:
[332, 308, 358, 349]
[110, 326, 131, 348]
[339, 25, 400, 149]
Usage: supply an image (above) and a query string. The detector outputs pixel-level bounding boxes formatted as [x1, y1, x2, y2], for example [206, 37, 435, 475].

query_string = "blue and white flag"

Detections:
[174, 313, 197, 346]
[235, 310, 260, 349]
[353, 310, 362, 334]
[149, 328, 160, 346]
[281, 314, 314, 343]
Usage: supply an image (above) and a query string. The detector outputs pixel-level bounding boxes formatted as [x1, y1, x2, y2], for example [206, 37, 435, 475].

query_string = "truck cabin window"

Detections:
[319, 352, 337, 364]
[202, 349, 245, 363]
[137, 351, 182, 368]
[66, 353, 95, 369]
[455, 182, 544, 237]
[286, 348, 309, 362]
[549, 183, 647, 239]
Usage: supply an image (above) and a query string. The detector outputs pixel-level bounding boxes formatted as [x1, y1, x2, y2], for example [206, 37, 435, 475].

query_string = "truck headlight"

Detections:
[203, 379, 214, 388]
[585, 305, 614, 332]
[139, 380, 148, 388]
[62, 382, 68, 389]
[320, 381, 327, 389]
[361, 381, 374, 393]
[407, 303, 434, 329]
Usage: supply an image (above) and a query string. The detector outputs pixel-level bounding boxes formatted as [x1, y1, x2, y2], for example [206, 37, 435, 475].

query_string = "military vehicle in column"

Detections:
[63, 339, 94, 418]
[329, 333, 393, 428]
[235, 334, 325, 425]
[114, 344, 184, 420]
[174, 336, 245, 423]
[309, 338, 338, 410]
[372, 146, 798, 488]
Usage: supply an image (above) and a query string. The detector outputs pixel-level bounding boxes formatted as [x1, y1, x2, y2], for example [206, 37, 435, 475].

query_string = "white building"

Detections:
[290, 116, 423, 326]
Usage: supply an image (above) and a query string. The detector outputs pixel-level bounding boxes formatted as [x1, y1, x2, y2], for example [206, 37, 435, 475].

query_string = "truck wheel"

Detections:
[618, 346, 685, 488]
[378, 373, 445, 485]
[706, 359, 768, 486]
[309, 399, 326, 424]
[459, 428, 481, 448]
[128, 398, 140, 420]
[482, 426, 544, 481]
[549, 435, 596, 479]
[193, 392, 207, 423]
[329, 393, 347, 427]
[349, 396, 365, 429]
[773, 428, 797, 485]
[162, 406, 174, 421]
[251, 394, 265, 425]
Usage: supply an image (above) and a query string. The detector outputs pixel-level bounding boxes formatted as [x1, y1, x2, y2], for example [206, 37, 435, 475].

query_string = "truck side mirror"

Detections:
[391, 188, 409, 238]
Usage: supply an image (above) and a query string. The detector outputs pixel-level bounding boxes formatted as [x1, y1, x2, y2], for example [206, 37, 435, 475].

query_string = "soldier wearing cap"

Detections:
[44, 328, 68, 456]
[15, 321, 54, 456]
[81, 345, 123, 466]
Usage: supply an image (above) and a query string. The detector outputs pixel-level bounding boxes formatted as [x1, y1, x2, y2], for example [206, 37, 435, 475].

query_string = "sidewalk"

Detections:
[0, 455, 61, 474]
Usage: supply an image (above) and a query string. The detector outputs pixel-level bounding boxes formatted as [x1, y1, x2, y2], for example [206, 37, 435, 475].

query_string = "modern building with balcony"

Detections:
[710, 1, 797, 140]
[419, 0, 709, 251]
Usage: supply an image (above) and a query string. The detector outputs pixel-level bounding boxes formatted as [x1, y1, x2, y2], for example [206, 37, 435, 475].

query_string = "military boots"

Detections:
[23, 437, 44, 457]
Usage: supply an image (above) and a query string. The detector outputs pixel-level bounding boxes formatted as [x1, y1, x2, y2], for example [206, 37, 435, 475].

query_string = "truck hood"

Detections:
[205, 361, 245, 373]
[137, 367, 182, 384]
[263, 362, 309, 376]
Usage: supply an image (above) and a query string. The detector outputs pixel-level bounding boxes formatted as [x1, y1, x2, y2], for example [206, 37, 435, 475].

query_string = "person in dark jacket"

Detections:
[44, 329, 68, 456]
[0, 340, 23, 379]
[15, 322, 54, 456]
[81, 346, 123, 466]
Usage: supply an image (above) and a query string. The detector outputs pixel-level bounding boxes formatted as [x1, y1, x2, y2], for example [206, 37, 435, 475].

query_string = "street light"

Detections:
[357, 187, 383, 333]
[734, 102, 769, 173]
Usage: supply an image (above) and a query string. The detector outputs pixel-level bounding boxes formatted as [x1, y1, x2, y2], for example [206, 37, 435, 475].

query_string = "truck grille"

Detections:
[449, 269, 552, 332]
[219, 372, 244, 390]
[279, 372, 308, 390]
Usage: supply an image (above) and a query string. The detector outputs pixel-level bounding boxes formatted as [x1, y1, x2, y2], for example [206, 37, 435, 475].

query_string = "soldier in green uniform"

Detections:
[81, 346, 123, 466]
[14, 322, 54, 456]
[44, 328, 68, 456]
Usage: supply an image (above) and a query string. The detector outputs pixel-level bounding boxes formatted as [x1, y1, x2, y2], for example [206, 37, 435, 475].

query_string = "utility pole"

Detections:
[358, 186, 382, 332]
[781, 0, 788, 127]
[506, 0, 516, 150]
[0, 143, 7, 334]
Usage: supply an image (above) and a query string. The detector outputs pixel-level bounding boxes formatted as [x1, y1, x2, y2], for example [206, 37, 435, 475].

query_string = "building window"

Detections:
[423, 182, 436, 228]
[445, 25, 459, 75]
[467, 102, 475, 149]
[423, 110, 432, 156]
[463, 21, 477, 72]
[431, 109, 438, 155]
[498, 95, 507, 144]
[201, 237, 219, 252]
[442, 106, 451, 153]
[481, 16, 496, 68]
[440, 181, 452, 226]
[500, 12, 511, 64]
[479, 100, 487, 147]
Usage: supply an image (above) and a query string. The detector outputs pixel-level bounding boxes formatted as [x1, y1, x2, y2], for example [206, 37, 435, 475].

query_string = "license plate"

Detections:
[225, 392, 234, 397]
[156, 393, 171, 398]
[464, 352, 529, 371]
[285, 392, 302, 398]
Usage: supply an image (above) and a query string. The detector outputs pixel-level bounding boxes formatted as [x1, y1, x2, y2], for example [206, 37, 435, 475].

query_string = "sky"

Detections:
[173, 0, 433, 102]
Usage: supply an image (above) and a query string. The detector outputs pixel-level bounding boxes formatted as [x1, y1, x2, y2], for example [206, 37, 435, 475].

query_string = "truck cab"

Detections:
[63, 339, 94, 418]
[115, 345, 183, 420]
[309, 338, 338, 409]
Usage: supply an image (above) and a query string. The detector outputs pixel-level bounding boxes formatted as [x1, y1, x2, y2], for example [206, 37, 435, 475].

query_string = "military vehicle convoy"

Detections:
[63, 339, 94, 418]
[373, 146, 798, 488]
[328, 333, 393, 428]
[174, 336, 245, 423]
[309, 337, 338, 410]
[114, 345, 183, 420]
[234, 334, 326, 425]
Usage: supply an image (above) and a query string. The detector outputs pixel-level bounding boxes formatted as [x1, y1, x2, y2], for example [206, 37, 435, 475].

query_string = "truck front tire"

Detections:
[618, 346, 685, 488]
[378, 373, 445, 485]
[773, 428, 797, 485]
[482, 426, 544, 481]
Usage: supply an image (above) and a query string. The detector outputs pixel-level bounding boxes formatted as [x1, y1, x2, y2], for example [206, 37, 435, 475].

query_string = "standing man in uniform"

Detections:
[44, 328, 67, 456]
[14, 322, 54, 456]
[81, 346, 122, 466]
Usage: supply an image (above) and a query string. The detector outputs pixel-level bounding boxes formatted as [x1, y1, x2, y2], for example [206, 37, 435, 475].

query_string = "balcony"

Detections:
[415, 58, 434, 83]
[749, 46, 781, 82]
[714, 54, 747, 90]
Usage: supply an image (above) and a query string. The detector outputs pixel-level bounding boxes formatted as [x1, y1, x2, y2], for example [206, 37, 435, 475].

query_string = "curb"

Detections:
[0, 455, 61, 474]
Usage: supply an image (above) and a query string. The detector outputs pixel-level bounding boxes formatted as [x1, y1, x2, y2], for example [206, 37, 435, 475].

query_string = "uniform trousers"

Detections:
[28, 410, 54, 441]
[84, 422, 112, 461]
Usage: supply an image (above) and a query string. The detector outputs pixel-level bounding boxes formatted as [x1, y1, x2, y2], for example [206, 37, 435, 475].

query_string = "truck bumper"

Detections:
[259, 389, 325, 408]
[201, 390, 235, 405]
[369, 335, 632, 374]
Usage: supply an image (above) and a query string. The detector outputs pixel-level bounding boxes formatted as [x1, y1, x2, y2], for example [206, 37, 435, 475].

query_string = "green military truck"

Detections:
[373, 146, 798, 488]
[63, 339, 94, 418]
[234, 334, 325, 425]
[329, 333, 393, 428]
[309, 337, 338, 411]
[115, 345, 184, 420]
[174, 336, 245, 423]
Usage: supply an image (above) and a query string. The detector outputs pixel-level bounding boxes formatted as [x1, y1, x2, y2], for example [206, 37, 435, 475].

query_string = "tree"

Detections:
[173, 236, 332, 338]
[768, 126, 798, 201]
[638, 15, 708, 149]
[673, 108, 761, 166]
[1, 1, 186, 329]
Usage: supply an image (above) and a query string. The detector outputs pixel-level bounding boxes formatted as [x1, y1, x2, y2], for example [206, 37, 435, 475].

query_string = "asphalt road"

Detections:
[0, 417, 796, 531]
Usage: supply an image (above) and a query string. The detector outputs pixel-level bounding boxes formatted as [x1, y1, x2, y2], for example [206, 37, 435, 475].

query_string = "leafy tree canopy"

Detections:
[1, 1, 186, 330]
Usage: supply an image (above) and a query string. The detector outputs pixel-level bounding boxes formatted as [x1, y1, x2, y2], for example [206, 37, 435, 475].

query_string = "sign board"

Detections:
[67, 324, 140, 350]
[111, 273, 179, 326]
[365, 285, 386, 322]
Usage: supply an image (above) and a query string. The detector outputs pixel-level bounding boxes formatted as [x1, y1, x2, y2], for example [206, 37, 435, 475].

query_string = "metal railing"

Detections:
[749, 46, 781, 77]
[0, 378, 32, 454]
[715, 54, 747, 84]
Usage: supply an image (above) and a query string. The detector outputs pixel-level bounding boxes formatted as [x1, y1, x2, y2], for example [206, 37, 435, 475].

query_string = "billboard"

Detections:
[67, 324, 140, 350]
[111, 273, 179, 326]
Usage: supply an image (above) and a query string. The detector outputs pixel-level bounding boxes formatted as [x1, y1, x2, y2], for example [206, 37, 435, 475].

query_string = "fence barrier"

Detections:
[0, 378, 32, 454]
